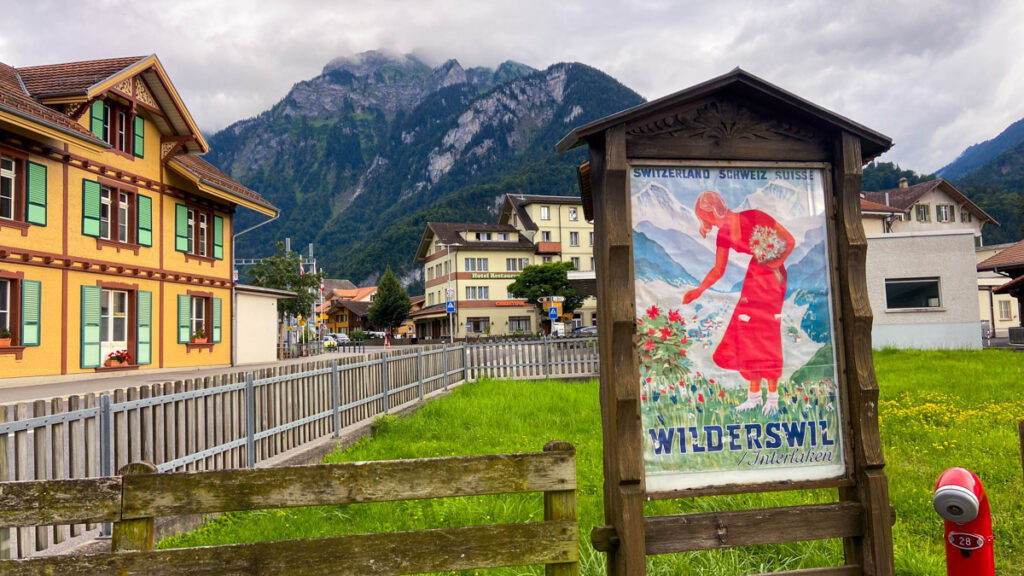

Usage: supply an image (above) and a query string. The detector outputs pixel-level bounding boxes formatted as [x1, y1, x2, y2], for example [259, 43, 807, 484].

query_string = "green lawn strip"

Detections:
[160, 350, 1024, 575]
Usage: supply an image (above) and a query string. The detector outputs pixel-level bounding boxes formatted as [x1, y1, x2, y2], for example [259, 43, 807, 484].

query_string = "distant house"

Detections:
[976, 240, 1024, 339]
[860, 178, 995, 349]
[320, 284, 377, 335]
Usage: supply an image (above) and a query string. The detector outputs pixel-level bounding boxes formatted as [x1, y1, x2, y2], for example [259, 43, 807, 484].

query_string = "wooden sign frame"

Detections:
[559, 69, 896, 576]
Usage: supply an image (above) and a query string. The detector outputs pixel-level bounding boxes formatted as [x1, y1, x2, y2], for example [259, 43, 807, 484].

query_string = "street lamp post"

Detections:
[437, 242, 461, 343]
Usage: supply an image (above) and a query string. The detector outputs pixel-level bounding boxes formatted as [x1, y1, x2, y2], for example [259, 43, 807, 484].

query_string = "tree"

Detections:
[506, 261, 584, 317]
[247, 242, 323, 321]
[368, 267, 411, 335]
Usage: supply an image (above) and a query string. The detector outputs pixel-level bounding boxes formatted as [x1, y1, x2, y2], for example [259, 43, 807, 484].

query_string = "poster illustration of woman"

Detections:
[682, 190, 795, 416]
[631, 165, 843, 491]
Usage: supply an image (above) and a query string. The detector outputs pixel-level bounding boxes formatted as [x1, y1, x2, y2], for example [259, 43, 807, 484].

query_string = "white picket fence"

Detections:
[0, 337, 598, 559]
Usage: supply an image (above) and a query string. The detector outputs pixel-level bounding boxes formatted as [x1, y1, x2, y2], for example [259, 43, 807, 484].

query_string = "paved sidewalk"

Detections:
[0, 347, 386, 404]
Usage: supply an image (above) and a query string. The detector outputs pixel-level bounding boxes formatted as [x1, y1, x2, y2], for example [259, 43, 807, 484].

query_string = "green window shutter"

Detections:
[82, 179, 101, 237]
[133, 115, 145, 158]
[136, 291, 152, 365]
[25, 162, 47, 226]
[212, 297, 222, 343]
[137, 194, 153, 246]
[177, 294, 191, 343]
[21, 280, 41, 347]
[174, 204, 189, 252]
[80, 286, 101, 368]
[213, 215, 224, 260]
[90, 101, 105, 139]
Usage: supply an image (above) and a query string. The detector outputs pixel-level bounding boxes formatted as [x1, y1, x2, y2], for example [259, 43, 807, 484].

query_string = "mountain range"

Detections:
[207, 51, 643, 290]
[208, 50, 1024, 291]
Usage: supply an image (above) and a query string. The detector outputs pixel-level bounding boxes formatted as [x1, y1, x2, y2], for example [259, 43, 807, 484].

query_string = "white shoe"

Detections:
[735, 391, 762, 412]
[762, 392, 780, 416]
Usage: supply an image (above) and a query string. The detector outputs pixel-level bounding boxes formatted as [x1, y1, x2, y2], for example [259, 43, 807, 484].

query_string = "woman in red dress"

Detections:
[682, 190, 795, 415]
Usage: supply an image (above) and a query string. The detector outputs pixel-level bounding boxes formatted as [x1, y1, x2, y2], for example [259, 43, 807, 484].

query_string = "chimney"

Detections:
[898, 177, 908, 189]
[885, 191, 890, 205]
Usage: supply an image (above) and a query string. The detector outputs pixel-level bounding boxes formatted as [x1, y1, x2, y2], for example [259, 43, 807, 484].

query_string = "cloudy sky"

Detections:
[3, 0, 1020, 173]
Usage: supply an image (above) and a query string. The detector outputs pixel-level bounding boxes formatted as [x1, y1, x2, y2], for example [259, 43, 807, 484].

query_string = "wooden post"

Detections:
[834, 131, 895, 575]
[592, 125, 646, 576]
[111, 461, 158, 552]
[544, 441, 579, 576]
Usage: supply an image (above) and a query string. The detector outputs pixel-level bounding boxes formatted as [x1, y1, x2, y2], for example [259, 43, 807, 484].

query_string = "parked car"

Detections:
[367, 331, 387, 339]
[322, 335, 338, 350]
[572, 325, 598, 335]
[331, 332, 351, 344]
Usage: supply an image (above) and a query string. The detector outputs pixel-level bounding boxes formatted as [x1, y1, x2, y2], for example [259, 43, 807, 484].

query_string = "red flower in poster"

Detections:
[643, 338, 655, 352]
[636, 303, 693, 392]
[658, 327, 673, 340]
[646, 305, 660, 319]
[668, 309, 682, 323]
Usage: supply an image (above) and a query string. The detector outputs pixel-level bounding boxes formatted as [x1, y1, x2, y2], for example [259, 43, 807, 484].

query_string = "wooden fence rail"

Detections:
[0, 337, 596, 559]
[0, 442, 579, 576]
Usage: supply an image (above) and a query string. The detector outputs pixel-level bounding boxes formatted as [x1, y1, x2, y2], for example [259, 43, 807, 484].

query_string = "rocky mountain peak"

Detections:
[322, 50, 428, 77]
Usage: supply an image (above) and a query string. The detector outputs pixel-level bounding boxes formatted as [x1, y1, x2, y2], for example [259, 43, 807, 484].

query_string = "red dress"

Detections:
[711, 210, 791, 381]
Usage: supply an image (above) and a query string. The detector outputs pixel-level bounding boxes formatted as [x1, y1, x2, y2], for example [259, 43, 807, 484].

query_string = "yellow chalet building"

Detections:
[412, 194, 597, 339]
[0, 55, 276, 379]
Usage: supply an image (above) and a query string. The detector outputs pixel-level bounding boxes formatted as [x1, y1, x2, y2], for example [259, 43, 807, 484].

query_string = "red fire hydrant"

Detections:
[932, 467, 994, 575]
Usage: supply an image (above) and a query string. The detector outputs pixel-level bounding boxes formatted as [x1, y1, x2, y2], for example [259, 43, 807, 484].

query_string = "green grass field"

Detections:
[161, 349, 1024, 575]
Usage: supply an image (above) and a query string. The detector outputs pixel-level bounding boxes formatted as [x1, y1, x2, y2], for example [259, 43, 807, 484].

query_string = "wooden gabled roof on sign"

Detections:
[557, 67, 892, 162]
[16, 54, 208, 154]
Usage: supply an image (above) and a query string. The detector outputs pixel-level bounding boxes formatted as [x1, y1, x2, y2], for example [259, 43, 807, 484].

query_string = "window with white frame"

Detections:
[568, 207, 578, 221]
[0, 279, 8, 333]
[961, 209, 973, 223]
[542, 256, 552, 263]
[191, 296, 207, 336]
[572, 313, 583, 329]
[464, 258, 488, 271]
[541, 231, 551, 242]
[589, 232, 594, 246]
[914, 204, 930, 222]
[475, 232, 492, 241]
[590, 257, 595, 270]
[570, 232, 579, 246]
[540, 206, 550, 220]
[444, 260, 450, 275]
[497, 232, 509, 241]
[571, 257, 580, 269]
[936, 204, 954, 223]
[998, 300, 1012, 320]
[0, 156, 15, 220]
[465, 286, 489, 300]
[506, 258, 530, 272]
[884, 278, 940, 309]
[100, 187, 112, 239]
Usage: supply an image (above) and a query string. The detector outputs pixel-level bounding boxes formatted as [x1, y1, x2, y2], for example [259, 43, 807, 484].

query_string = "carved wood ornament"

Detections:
[628, 101, 818, 145]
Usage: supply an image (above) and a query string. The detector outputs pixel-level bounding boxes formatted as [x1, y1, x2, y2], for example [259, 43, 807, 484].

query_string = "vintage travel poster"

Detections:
[631, 165, 845, 492]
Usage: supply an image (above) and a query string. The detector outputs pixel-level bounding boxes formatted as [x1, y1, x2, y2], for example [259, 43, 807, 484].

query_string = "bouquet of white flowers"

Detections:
[749, 225, 786, 264]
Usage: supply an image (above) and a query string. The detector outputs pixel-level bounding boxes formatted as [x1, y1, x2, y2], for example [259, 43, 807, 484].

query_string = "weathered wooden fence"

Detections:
[465, 336, 598, 380]
[0, 345, 466, 559]
[0, 441, 579, 575]
[0, 337, 597, 559]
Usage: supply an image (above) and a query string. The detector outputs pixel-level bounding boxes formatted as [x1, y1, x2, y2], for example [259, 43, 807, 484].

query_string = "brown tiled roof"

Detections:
[338, 299, 372, 318]
[17, 56, 147, 98]
[860, 198, 900, 212]
[0, 61, 106, 144]
[862, 179, 995, 224]
[170, 155, 276, 212]
[977, 239, 1024, 271]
